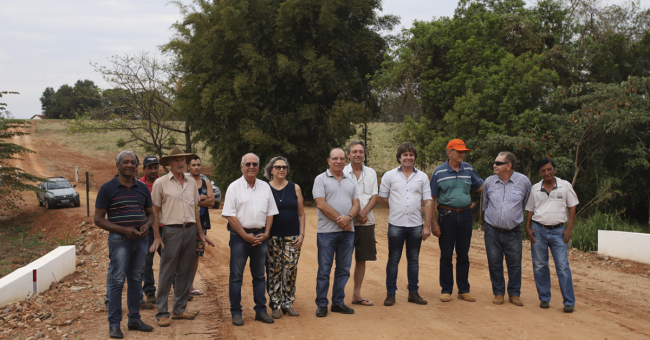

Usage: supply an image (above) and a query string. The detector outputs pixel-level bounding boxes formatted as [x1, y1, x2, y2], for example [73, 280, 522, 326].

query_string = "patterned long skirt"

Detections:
[266, 235, 301, 309]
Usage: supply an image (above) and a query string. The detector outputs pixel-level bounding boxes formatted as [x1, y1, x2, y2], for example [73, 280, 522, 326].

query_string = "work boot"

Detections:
[157, 317, 171, 327]
[440, 293, 452, 302]
[109, 326, 123, 339]
[509, 296, 523, 306]
[255, 311, 275, 323]
[316, 306, 328, 317]
[540, 301, 550, 309]
[281, 306, 299, 316]
[172, 310, 200, 320]
[384, 294, 396, 306]
[408, 293, 428, 305]
[232, 314, 244, 326]
[493, 295, 504, 305]
[563, 305, 574, 313]
[457, 293, 476, 302]
[272, 309, 282, 319]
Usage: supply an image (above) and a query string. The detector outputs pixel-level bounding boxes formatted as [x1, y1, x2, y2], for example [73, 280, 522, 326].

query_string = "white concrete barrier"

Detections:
[0, 245, 76, 307]
[598, 230, 650, 265]
[0, 268, 34, 307]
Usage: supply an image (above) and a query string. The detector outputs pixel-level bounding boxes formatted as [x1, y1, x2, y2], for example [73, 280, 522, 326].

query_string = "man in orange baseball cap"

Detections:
[430, 138, 484, 303]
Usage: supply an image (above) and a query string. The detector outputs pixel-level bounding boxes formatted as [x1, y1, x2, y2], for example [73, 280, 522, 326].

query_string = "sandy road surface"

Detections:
[5, 121, 650, 339]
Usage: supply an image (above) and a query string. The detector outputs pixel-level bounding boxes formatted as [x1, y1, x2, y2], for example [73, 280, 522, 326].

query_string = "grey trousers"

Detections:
[155, 225, 196, 320]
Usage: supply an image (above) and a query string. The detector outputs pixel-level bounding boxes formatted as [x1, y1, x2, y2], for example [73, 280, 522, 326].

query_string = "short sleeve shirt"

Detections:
[430, 161, 484, 208]
[151, 172, 200, 225]
[378, 167, 432, 227]
[482, 172, 532, 230]
[221, 176, 279, 229]
[525, 177, 579, 225]
[343, 164, 378, 226]
[95, 175, 152, 230]
[312, 169, 358, 233]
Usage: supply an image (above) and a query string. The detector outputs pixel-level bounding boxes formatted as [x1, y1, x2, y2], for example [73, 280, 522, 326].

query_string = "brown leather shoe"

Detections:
[509, 296, 523, 306]
[440, 293, 451, 302]
[457, 293, 476, 302]
[493, 295, 504, 305]
[408, 293, 428, 305]
[157, 317, 171, 327]
[281, 307, 299, 316]
[172, 310, 200, 320]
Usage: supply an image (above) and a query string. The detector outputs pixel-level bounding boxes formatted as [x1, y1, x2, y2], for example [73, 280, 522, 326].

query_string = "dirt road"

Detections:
[5, 121, 650, 339]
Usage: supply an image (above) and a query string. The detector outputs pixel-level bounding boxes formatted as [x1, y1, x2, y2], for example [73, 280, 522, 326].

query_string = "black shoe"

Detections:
[232, 314, 244, 326]
[384, 294, 396, 306]
[188, 295, 194, 301]
[316, 306, 328, 317]
[109, 326, 123, 339]
[408, 293, 428, 305]
[563, 305, 574, 313]
[540, 301, 550, 309]
[331, 304, 354, 314]
[127, 319, 153, 332]
[254, 311, 274, 324]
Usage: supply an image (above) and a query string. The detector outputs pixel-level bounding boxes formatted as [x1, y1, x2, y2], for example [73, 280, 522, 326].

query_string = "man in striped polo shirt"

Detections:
[95, 150, 155, 339]
[482, 152, 531, 306]
[431, 139, 484, 303]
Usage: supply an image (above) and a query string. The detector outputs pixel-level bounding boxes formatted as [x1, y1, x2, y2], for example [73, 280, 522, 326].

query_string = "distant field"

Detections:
[35, 120, 408, 174]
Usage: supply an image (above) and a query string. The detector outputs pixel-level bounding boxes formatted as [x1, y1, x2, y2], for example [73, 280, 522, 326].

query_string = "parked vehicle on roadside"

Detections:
[36, 177, 80, 209]
[184, 173, 222, 209]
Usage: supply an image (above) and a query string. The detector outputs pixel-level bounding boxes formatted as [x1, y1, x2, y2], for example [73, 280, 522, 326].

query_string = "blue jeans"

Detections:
[316, 232, 354, 306]
[386, 224, 422, 294]
[530, 221, 575, 306]
[229, 230, 268, 315]
[107, 232, 148, 327]
[142, 227, 163, 297]
[438, 208, 473, 294]
[484, 224, 522, 296]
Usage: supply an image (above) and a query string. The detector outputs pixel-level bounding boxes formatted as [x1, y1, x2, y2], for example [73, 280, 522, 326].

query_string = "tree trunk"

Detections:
[184, 118, 192, 153]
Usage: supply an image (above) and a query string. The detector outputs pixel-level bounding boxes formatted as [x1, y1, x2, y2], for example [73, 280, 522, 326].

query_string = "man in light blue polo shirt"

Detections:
[482, 151, 531, 306]
[312, 148, 360, 317]
[431, 139, 484, 303]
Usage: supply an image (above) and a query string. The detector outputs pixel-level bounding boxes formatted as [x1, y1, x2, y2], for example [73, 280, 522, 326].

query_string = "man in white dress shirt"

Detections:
[378, 142, 433, 306]
[222, 153, 279, 326]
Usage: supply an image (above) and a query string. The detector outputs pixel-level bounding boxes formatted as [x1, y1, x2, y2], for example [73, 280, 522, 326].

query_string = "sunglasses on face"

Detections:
[494, 161, 510, 166]
[243, 162, 259, 168]
[273, 165, 288, 170]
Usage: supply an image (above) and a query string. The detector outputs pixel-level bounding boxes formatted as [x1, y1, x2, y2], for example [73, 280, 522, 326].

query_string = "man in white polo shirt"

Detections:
[525, 157, 579, 313]
[222, 153, 279, 326]
[379, 142, 433, 307]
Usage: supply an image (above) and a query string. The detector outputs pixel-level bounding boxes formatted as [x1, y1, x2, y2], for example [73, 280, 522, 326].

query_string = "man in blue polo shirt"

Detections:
[95, 150, 155, 339]
[431, 139, 484, 303]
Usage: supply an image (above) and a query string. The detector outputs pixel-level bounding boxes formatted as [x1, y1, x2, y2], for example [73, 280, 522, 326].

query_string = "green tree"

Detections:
[165, 0, 397, 196]
[40, 80, 102, 119]
[0, 91, 43, 211]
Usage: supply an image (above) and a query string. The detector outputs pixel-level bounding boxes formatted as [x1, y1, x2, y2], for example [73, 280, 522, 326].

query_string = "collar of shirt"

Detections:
[539, 177, 560, 194]
[344, 164, 365, 181]
[397, 166, 419, 174]
[326, 168, 348, 179]
[110, 175, 140, 189]
[165, 171, 188, 184]
[240, 176, 259, 190]
[442, 160, 475, 174]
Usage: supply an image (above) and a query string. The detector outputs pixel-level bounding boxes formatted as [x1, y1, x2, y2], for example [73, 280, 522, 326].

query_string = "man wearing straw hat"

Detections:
[149, 146, 215, 327]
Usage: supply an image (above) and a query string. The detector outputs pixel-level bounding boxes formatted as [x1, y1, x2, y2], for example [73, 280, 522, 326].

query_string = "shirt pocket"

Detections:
[508, 189, 525, 203]
[257, 197, 268, 214]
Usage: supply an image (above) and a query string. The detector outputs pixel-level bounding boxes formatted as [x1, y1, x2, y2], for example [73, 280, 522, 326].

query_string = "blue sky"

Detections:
[0, 0, 644, 119]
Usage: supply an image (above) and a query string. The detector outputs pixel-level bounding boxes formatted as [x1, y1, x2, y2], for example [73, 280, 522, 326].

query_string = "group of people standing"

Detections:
[94, 138, 579, 338]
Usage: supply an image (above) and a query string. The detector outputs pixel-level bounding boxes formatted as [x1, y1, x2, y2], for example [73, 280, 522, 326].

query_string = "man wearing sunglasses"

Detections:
[482, 152, 531, 306]
[222, 153, 279, 326]
[313, 148, 360, 317]
[430, 139, 484, 303]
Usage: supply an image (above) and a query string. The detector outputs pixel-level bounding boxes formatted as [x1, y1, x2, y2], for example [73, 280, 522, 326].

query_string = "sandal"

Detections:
[190, 289, 204, 296]
[351, 299, 374, 306]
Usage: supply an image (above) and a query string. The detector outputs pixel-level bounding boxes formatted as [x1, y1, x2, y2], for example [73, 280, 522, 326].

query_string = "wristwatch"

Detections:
[348, 214, 354, 220]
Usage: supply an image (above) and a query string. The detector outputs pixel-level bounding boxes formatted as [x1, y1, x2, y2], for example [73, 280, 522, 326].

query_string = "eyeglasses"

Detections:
[273, 165, 288, 170]
[243, 162, 259, 168]
[329, 157, 346, 162]
[493, 161, 510, 166]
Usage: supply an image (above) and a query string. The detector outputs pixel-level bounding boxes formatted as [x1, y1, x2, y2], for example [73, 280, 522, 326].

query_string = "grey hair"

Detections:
[241, 153, 260, 164]
[498, 151, 516, 170]
[264, 156, 290, 180]
[116, 150, 139, 166]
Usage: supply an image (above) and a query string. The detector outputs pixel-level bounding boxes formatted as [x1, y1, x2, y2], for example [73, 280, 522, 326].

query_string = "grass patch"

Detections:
[572, 212, 648, 252]
[0, 223, 55, 278]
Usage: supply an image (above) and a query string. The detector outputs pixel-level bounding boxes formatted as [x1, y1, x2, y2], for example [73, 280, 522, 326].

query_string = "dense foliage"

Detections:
[40, 80, 102, 119]
[164, 0, 397, 196]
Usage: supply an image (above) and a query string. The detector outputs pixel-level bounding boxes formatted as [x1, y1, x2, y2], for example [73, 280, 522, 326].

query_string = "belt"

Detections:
[244, 228, 265, 233]
[165, 223, 196, 229]
[487, 224, 516, 233]
[540, 223, 563, 229]
[438, 205, 471, 213]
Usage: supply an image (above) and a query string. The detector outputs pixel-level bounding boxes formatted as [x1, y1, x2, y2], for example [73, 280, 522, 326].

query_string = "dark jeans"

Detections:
[315, 231, 355, 306]
[386, 224, 423, 295]
[484, 224, 522, 296]
[107, 232, 148, 327]
[438, 208, 473, 294]
[229, 229, 268, 315]
[142, 227, 163, 297]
